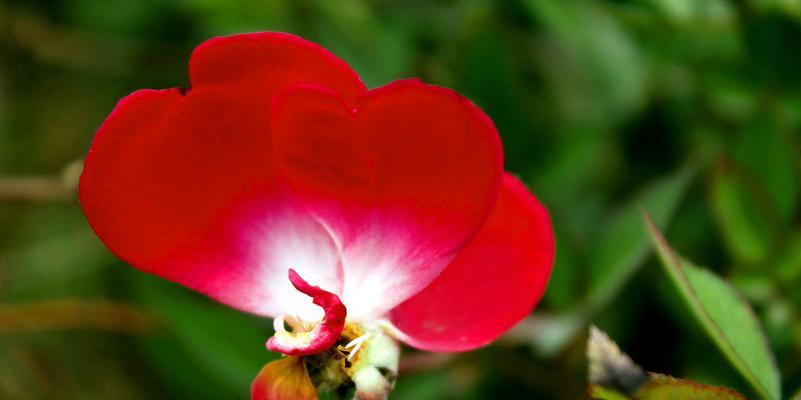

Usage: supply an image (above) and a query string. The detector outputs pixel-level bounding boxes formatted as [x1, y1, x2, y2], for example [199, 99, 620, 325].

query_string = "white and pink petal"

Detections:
[271, 81, 504, 320]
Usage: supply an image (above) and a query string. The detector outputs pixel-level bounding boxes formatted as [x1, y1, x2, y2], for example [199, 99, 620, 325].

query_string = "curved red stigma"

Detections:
[266, 269, 347, 356]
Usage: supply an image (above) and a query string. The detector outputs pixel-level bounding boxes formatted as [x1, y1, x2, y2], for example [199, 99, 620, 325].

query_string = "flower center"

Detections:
[305, 322, 400, 398]
[338, 332, 371, 368]
[260, 270, 400, 399]
[266, 269, 347, 356]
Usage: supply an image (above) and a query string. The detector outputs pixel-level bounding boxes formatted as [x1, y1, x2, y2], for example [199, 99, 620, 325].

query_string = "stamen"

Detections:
[342, 333, 371, 362]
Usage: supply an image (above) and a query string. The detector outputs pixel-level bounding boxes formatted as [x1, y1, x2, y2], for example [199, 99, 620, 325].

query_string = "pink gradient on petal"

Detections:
[271, 81, 504, 321]
[79, 32, 363, 316]
[314, 203, 471, 321]
[145, 186, 344, 319]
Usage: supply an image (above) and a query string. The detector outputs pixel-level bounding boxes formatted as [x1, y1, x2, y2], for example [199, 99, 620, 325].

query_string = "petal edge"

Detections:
[388, 173, 554, 351]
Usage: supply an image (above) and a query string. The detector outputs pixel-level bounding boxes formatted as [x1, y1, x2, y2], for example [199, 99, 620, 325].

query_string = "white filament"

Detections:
[343, 333, 371, 361]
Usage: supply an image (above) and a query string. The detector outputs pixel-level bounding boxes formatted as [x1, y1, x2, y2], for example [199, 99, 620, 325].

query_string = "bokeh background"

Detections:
[2, 0, 801, 398]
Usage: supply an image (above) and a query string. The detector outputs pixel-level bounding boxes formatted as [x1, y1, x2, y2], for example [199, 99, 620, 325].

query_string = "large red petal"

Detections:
[271, 80, 504, 320]
[388, 174, 554, 352]
[80, 33, 365, 317]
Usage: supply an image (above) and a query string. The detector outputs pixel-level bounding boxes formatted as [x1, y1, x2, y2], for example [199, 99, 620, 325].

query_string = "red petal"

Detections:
[80, 33, 364, 316]
[267, 269, 347, 356]
[388, 174, 554, 351]
[271, 80, 504, 320]
[190, 32, 364, 103]
[251, 357, 317, 400]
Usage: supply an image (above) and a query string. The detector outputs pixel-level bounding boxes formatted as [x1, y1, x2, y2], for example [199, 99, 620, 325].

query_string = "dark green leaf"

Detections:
[708, 163, 777, 264]
[131, 273, 276, 397]
[589, 385, 630, 400]
[645, 215, 781, 400]
[635, 375, 746, 400]
[587, 167, 695, 311]
[775, 230, 801, 284]
[732, 117, 800, 224]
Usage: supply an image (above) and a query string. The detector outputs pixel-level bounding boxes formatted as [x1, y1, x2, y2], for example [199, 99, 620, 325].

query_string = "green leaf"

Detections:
[391, 370, 452, 400]
[635, 375, 747, 400]
[312, 0, 412, 88]
[531, 168, 694, 357]
[589, 385, 630, 400]
[542, 221, 583, 308]
[596, 375, 748, 400]
[587, 167, 695, 311]
[587, 326, 746, 400]
[131, 272, 276, 398]
[708, 163, 777, 264]
[732, 116, 800, 224]
[522, 0, 646, 125]
[2, 229, 114, 299]
[644, 215, 781, 400]
[775, 229, 801, 284]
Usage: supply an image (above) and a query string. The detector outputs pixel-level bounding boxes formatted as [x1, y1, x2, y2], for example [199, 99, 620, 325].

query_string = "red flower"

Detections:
[80, 32, 554, 399]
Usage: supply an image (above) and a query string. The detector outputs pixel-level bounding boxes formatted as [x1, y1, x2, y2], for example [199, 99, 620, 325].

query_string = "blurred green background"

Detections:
[1, 0, 801, 398]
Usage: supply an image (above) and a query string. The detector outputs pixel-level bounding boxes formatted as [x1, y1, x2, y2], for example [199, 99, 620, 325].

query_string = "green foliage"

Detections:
[532, 167, 694, 356]
[591, 376, 749, 400]
[709, 163, 777, 264]
[3, 0, 801, 398]
[646, 216, 781, 400]
[132, 272, 276, 398]
[634, 375, 746, 400]
[590, 386, 631, 400]
[588, 326, 746, 400]
[588, 167, 695, 311]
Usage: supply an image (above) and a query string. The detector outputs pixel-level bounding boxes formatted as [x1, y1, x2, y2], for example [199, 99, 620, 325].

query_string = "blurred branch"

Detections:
[398, 322, 595, 375]
[0, 159, 82, 202]
[0, 299, 159, 334]
[0, 4, 146, 78]
[1, 345, 40, 400]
